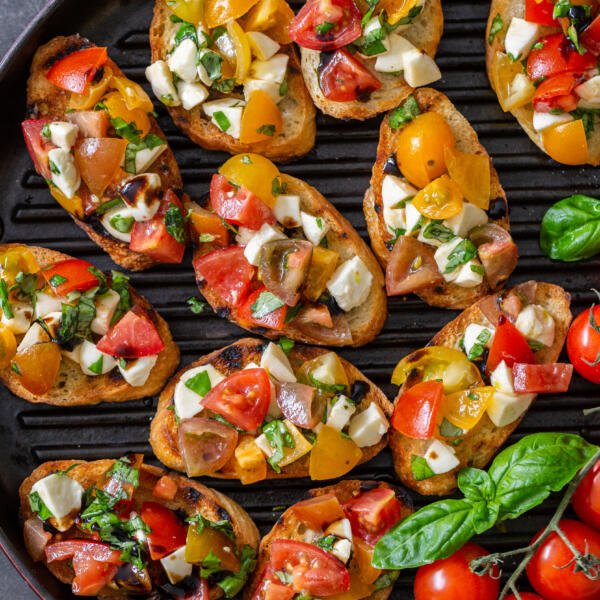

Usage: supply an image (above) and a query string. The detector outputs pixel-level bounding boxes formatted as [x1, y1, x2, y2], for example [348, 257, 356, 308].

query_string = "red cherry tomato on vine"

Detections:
[572, 459, 600, 530]
[414, 542, 500, 600]
[526, 519, 600, 600]
[567, 302, 600, 384]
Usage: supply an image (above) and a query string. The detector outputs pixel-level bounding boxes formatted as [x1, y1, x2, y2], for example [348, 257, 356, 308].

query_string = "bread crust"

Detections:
[0, 244, 180, 406]
[26, 35, 183, 271]
[149, 0, 317, 162]
[150, 337, 393, 479]
[300, 0, 444, 120]
[389, 281, 572, 495]
[363, 87, 512, 309]
[19, 459, 260, 597]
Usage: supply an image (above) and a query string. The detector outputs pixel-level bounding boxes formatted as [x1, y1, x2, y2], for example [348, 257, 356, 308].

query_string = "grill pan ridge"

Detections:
[0, 0, 598, 597]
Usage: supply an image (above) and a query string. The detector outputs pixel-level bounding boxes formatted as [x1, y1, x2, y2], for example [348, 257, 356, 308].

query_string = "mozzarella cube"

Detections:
[247, 31, 280, 61]
[374, 34, 415, 73]
[49, 121, 79, 151]
[244, 78, 283, 105]
[576, 75, 600, 101]
[403, 49, 442, 87]
[2, 302, 33, 334]
[311, 353, 342, 386]
[48, 148, 80, 199]
[382, 175, 416, 233]
[331, 538, 352, 563]
[423, 439, 460, 475]
[30, 473, 84, 529]
[301, 211, 330, 246]
[434, 237, 465, 283]
[79, 340, 117, 376]
[146, 60, 181, 106]
[487, 390, 536, 427]
[515, 304, 555, 348]
[491, 360, 515, 393]
[62, 343, 81, 365]
[325, 518, 353, 541]
[443, 203, 488, 238]
[101, 206, 137, 243]
[505, 17, 540, 60]
[168, 38, 199, 83]
[243, 223, 286, 265]
[326, 396, 356, 431]
[348, 403, 389, 448]
[250, 54, 289, 84]
[91, 289, 121, 336]
[34, 292, 62, 319]
[236, 226, 255, 246]
[533, 110, 574, 132]
[177, 80, 209, 110]
[404, 200, 423, 235]
[174, 364, 226, 420]
[463, 323, 495, 359]
[203, 98, 245, 139]
[17, 322, 49, 352]
[327, 256, 373, 312]
[454, 260, 484, 288]
[261, 342, 296, 383]
[135, 144, 167, 174]
[118, 355, 158, 387]
[160, 546, 192, 585]
[274, 195, 301, 228]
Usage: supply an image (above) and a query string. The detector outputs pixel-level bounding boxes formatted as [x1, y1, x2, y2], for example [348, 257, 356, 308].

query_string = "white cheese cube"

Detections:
[463, 323, 495, 359]
[250, 54, 289, 84]
[146, 60, 181, 106]
[325, 518, 353, 541]
[135, 144, 167, 174]
[174, 364, 226, 420]
[203, 98, 245, 139]
[515, 304, 555, 348]
[382, 175, 416, 234]
[49, 121, 79, 151]
[48, 148, 80, 199]
[454, 259, 484, 288]
[79, 340, 117, 376]
[122, 173, 162, 221]
[91, 289, 121, 336]
[255, 433, 274, 457]
[168, 38, 199, 83]
[576, 75, 600, 101]
[30, 473, 84, 530]
[327, 256, 373, 312]
[244, 78, 283, 105]
[261, 342, 296, 383]
[17, 322, 49, 352]
[404, 200, 423, 235]
[243, 223, 286, 265]
[34, 292, 62, 319]
[491, 360, 515, 393]
[577, 97, 600, 109]
[160, 546, 192, 585]
[403, 49, 442, 87]
[301, 211, 330, 245]
[247, 31, 280, 61]
[118, 355, 158, 387]
[374, 34, 415, 73]
[443, 203, 488, 238]
[505, 17, 540, 60]
[533, 110, 574, 132]
[177, 80, 209, 110]
[101, 206, 137, 243]
[434, 237, 465, 283]
[486, 390, 535, 427]
[311, 353, 341, 385]
[273, 195, 301, 228]
[348, 403, 389, 448]
[331, 538, 352, 563]
[423, 439, 460, 475]
[2, 302, 33, 334]
[236, 226, 255, 246]
[326, 396, 356, 431]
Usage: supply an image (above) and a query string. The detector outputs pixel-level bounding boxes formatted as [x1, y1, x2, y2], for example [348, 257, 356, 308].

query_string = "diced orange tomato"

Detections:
[412, 175, 464, 220]
[441, 386, 495, 431]
[50, 186, 84, 219]
[274, 420, 313, 468]
[329, 565, 376, 600]
[352, 538, 382, 584]
[303, 246, 340, 302]
[242, 0, 294, 44]
[152, 475, 178, 501]
[103, 91, 151, 137]
[205, 0, 261, 29]
[185, 525, 240, 572]
[109, 76, 154, 113]
[68, 66, 113, 111]
[13, 342, 62, 395]
[231, 435, 268, 484]
[240, 90, 282, 144]
[490, 52, 534, 112]
[189, 206, 230, 247]
[74, 138, 128, 197]
[377, 0, 420, 25]
[309, 425, 362, 480]
[542, 119, 589, 166]
[0, 325, 17, 370]
[291, 493, 345, 530]
[444, 147, 491, 210]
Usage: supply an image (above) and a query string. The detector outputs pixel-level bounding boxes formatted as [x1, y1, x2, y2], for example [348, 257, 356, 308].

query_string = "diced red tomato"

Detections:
[22, 119, 54, 180]
[291, 494, 345, 530]
[527, 34, 596, 81]
[129, 190, 186, 264]
[390, 380, 444, 440]
[487, 315, 536, 374]
[251, 566, 295, 600]
[210, 174, 274, 230]
[43, 258, 100, 295]
[289, 0, 362, 51]
[319, 49, 382, 102]
[532, 72, 581, 113]
[582, 15, 600, 55]
[202, 368, 272, 430]
[152, 475, 178, 501]
[96, 306, 165, 358]
[141, 501, 187, 560]
[343, 488, 404, 545]
[237, 287, 288, 330]
[270, 540, 350, 597]
[67, 110, 109, 138]
[512, 363, 574, 393]
[525, 0, 557, 26]
[46, 47, 108, 94]
[193, 245, 255, 307]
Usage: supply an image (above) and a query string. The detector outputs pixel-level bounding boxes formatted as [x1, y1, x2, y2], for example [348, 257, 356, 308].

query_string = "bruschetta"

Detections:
[20, 455, 259, 597]
[388, 280, 572, 495]
[150, 338, 392, 482]
[288, 0, 443, 120]
[364, 88, 518, 309]
[190, 154, 386, 346]
[245, 480, 412, 600]
[24, 35, 187, 271]
[147, 0, 316, 161]
[0, 244, 179, 405]
[486, 0, 600, 165]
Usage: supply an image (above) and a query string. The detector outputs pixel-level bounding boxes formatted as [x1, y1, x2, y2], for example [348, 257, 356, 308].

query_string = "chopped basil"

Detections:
[28, 491, 53, 520]
[49, 161, 60, 175]
[256, 124, 276, 136]
[11, 362, 20, 374]
[187, 512, 234, 539]
[174, 22, 199, 47]
[275, 570, 293, 584]
[106, 456, 140, 488]
[278, 336, 295, 354]
[88, 355, 104, 375]
[0, 280, 13, 319]
[357, 20, 388, 56]
[389, 95, 421, 130]
[199, 50, 223, 80]
[470, 263, 485, 276]
[199, 233, 215, 242]
[528, 339, 547, 352]
[309, 374, 347, 394]
[488, 13, 504, 45]
[109, 271, 131, 326]
[213, 110, 231, 132]
[251, 291, 285, 318]
[444, 239, 478, 274]
[48, 274, 67, 288]
[241, 155, 253, 164]
[111, 117, 142, 143]
[185, 370, 212, 396]
[95, 197, 124, 216]
[467, 328, 492, 360]
[164, 204, 187, 243]
[411, 455, 435, 481]
[212, 78, 236, 93]
[272, 177, 287, 196]
[109, 214, 134, 233]
[279, 79, 288, 96]
[316, 21, 335, 36]
[316, 534, 337, 551]
[41, 123, 51, 139]
[262, 419, 295, 472]
[395, 4, 423, 25]
[218, 545, 257, 598]
[187, 296, 207, 314]
[440, 418, 463, 438]
[423, 221, 456, 243]
[373, 571, 400, 591]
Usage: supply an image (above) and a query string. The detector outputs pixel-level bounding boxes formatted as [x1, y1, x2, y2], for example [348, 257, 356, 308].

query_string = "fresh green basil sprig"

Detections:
[373, 432, 598, 570]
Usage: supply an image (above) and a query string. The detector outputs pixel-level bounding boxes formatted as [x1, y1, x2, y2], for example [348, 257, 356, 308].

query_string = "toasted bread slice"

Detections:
[0, 244, 179, 406]
[194, 173, 387, 347]
[363, 88, 512, 309]
[245, 480, 413, 600]
[486, 1, 600, 165]
[299, 0, 444, 120]
[150, 338, 393, 479]
[26, 35, 183, 271]
[389, 281, 572, 495]
[149, 0, 316, 162]
[19, 458, 260, 598]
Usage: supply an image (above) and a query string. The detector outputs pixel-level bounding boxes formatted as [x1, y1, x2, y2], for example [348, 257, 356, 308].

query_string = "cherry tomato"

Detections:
[46, 47, 108, 94]
[319, 49, 382, 102]
[343, 488, 404, 545]
[0, 324, 16, 370]
[567, 302, 600, 384]
[189, 206, 230, 248]
[237, 286, 288, 330]
[204, 0, 260, 29]
[487, 315, 536, 374]
[411, 175, 464, 220]
[74, 138, 128, 198]
[202, 368, 272, 430]
[96, 306, 165, 358]
[414, 542, 500, 600]
[14, 342, 62, 395]
[21, 119, 53, 180]
[527, 34, 596, 81]
[43, 258, 100, 296]
[291, 493, 345, 530]
[572, 459, 600, 530]
[289, 0, 362, 51]
[219, 154, 280, 208]
[542, 119, 589, 165]
[512, 362, 574, 393]
[240, 89, 282, 144]
[68, 109, 109, 138]
[532, 72, 581, 113]
[309, 424, 362, 480]
[391, 380, 444, 440]
[141, 501, 188, 560]
[525, 0, 558, 25]
[582, 15, 600, 54]
[270, 539, 350, 597]
[526, 520, 600, 600]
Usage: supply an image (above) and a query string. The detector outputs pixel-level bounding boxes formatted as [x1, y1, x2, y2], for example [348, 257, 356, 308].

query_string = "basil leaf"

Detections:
[110, 271, 131, 326]
[164, 204, 187, 243]
[278, 336, 295, 354]
[187, 296, 207, 314]
[109, 214, 134, 233]
[488, 13, 504, 45]
[373, 499, 476, 569]
[28, 491, 53, 520]
[213, 110, 231, 132]
[423, 221, 456, 243]
[106, 456, 139, 488]
[410, 455, 435, 481]
[272, 177, 288, 196]
[218, 545, 256, 598]
[445, 239, 478, 273]
[199, 50, 222, 80]
[174, 22, 199, 47]
[95, 197, 124, 216]
[185, 370, 212, 396]
[488, 432, 598, 521]
[458, 467, 495, 503]
[470, 500, 500, 535]
[87, 355, 104, 375]
[315, 534, 337, 551]
[467, 328, 492, 361]
[0, 279, 13, 319]
[439, 418, 462, 438]
[251, 291, 284, 319]
[262, 419, 295, 473]
[187, 513, 234, 539]
[389, 95, 421, 130]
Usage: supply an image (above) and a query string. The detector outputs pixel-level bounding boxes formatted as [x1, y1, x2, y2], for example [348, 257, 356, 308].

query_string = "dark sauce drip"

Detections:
[383, 154, 401, 176]
[487, 197, 508, 220]
[351, 380, 370, 404]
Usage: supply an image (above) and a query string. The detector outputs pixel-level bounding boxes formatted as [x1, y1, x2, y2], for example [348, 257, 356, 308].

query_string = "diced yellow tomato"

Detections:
[298, 352, 349, 391]
[412, 174, 464, 220]
[50, 186, 84, 219]
[168, 0, 204, 24]
[309, 425, 362, 480]
[189, 205, 230, 247]
[278, 420, 313, 467]
[442, 386, 495, 431]
[231, 435, 267, 484]
[74, 138, 129, 198]
[219, 153, 280, 207]
[353, 538, 382, 584]
[185, 526, 240, 572]
[0, 324, 17, 370]
[542, 119, 589, 165]
[330, 566, 376, 600]
[205, 0, 261, 29]
[303, 246, 340, 302]
[103, 91, 151, 136]
[242, 0, 294, 43]
[240, 90, 282, 143]
[68, 66, 113, 111]
[227, 20, 252, 84]
[491, 52, 534, 112]
[13, 342, 61, 395]
[0, 246, 40, 282]
[378, 0, 421, 25]
[109, 76, 154, 113]
[444, 147, 491, 210]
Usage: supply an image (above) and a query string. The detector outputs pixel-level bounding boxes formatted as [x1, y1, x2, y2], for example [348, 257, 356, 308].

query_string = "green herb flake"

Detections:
[87, 355, 104, 375]
[467, 328, 492, 361]
[316, 21, 335, 36]
[278, 336, 295, 354]
[272, 177, 288, 196]
[213, 110, 231, 132]
[410, 454, 435, 481]
[218, 545, 257, 598]
[28, 491, 53, 520]
[256, 124, 276, 136]
[444, 239, 478, 274]
[187, 512, 234, 539]
[315, 534, 337, 551]
[488, 14, 504, 45]
[251, 291, 285, 319]
[0, 280, 14, 319]
[109, 213, 135, 234]
[439, 418, 463, 438]
[106, 456, 140, 488]
[262, 419, 295, 472]
[389, 95, 421, 130]
[185, 369, 212, 397]
[187, 296, 207, 314]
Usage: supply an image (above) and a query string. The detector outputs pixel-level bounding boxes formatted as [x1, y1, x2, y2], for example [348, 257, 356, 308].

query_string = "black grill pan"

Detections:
[0, 0, 598, 597]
